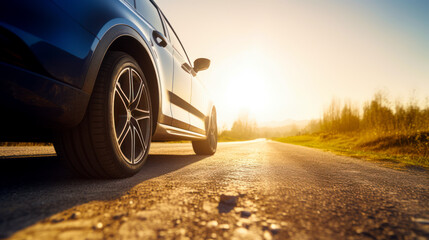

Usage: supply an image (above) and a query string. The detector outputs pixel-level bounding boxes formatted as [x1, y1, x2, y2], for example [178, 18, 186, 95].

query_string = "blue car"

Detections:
[0, 0, 217, 178]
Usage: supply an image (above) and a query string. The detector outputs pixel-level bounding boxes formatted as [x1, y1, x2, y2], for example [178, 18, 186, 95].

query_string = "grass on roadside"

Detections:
[272, 133, 429, 170]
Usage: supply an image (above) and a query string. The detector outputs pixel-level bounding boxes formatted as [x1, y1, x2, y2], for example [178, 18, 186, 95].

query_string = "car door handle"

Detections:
[152, 31, 167, 47]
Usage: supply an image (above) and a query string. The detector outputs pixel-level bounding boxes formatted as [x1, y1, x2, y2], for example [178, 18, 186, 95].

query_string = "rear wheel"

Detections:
[55, 51, 152, 178]
[192, 110, 217, 155]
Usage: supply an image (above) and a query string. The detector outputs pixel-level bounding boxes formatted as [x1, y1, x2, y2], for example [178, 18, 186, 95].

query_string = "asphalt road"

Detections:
[0, 140, 428, 240]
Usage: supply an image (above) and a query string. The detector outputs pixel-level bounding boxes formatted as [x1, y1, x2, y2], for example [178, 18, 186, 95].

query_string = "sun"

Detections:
[225, 67, 269, 117]
[214, 49, 280, 125]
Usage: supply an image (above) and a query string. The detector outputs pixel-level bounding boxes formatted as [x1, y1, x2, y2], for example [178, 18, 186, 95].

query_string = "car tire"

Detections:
[192, 109, 217, 155]
[55, 51, 152, 178]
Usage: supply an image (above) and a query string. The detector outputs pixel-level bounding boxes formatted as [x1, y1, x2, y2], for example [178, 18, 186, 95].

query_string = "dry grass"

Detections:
[273, 132, 429, 170]
[277, 91, 429, 169]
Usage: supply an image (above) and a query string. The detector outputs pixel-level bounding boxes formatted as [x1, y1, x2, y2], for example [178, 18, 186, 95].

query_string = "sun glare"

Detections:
[225, 67, 268, 117]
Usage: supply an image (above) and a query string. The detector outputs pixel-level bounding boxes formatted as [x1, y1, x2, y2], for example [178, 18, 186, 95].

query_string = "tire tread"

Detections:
[55, 51, 147, 178]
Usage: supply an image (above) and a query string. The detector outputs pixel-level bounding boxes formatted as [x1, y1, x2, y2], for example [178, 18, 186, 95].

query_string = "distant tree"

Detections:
[320, 98, 341, 132]
[362, 91, 394, 132]
[339, 101, 360, 132]
[220, 111, 258, 140]
[303, 119, 321, 134]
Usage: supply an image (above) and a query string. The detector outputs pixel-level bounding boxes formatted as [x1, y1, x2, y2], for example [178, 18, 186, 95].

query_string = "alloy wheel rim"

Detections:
[113, 67, 151, 165]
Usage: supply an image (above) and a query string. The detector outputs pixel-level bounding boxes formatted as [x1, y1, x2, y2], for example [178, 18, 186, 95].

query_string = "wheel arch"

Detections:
[83, 25, 161, 134]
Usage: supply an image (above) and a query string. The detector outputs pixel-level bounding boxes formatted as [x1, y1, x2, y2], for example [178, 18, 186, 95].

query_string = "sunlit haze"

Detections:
[156, 0, 429, 128]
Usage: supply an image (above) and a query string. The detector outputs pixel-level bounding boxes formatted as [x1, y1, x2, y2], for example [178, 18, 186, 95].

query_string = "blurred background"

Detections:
[157, 0, 429, 131]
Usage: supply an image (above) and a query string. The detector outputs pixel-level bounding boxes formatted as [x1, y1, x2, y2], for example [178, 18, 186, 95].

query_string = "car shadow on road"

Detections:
[0, 153, 208, 238]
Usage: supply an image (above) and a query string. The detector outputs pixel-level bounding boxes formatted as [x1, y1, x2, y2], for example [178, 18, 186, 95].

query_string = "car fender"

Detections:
[81, 22, 164, 129]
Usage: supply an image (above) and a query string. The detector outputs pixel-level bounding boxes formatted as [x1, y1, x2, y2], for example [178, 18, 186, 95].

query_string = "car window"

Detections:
[135, 0, 164, 33]
[160, 14, 170, 40]
[165, 21, 190, 64]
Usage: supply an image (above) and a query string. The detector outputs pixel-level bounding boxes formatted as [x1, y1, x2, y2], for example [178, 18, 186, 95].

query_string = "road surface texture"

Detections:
[0, 140, 428, 240]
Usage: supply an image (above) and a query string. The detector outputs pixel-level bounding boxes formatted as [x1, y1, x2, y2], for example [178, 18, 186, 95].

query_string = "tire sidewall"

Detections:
[209, 109, 218, 153]
[105, 53, 152, 175]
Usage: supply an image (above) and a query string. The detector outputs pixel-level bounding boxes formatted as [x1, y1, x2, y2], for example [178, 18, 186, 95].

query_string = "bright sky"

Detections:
[156, 0, 429, 128]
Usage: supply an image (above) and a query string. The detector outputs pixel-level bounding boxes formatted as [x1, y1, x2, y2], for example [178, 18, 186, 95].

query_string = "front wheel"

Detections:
[192, 109, 217, 155]
[55, 51, 152, 178]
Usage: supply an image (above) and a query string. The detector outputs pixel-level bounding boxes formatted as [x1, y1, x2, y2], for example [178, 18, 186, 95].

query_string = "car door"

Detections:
[189, 75, 210, 135]
[163, 20, 193, 130]
[135, 0, 174, 125]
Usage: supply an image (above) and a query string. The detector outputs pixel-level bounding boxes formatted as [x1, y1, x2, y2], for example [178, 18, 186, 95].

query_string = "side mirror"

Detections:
[193, 58, 210, 73]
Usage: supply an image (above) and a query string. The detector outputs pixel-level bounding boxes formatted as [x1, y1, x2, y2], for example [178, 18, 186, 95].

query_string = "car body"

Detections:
[0, 0, 217, 178]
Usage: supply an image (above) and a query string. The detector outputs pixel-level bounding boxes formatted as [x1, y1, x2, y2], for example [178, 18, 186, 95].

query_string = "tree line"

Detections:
[220, 91, 429, 141]
[313, 92, 429, 135]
